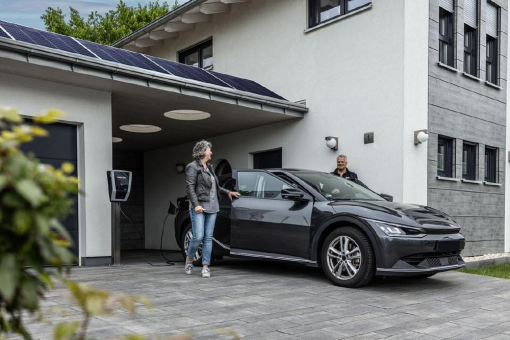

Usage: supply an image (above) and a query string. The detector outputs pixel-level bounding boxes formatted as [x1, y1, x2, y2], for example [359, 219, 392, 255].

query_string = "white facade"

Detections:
[143, 0, 431, 250]
[0, 73, 113, 263]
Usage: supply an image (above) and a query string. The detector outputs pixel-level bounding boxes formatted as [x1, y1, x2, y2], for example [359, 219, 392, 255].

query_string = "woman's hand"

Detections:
[228, 191, 241, 201]
[194, 206, 204, 213]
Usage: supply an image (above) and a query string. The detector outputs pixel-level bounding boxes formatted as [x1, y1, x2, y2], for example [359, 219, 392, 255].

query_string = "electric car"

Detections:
[174, 169, 465, 288]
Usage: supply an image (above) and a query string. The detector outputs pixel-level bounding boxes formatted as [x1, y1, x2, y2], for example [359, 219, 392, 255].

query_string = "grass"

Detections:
[459, 263, 510, 279]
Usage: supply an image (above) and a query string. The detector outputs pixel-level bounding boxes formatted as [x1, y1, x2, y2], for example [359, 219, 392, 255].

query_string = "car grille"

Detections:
[402, 253, 459, 267]
[427, 256, 458, 267]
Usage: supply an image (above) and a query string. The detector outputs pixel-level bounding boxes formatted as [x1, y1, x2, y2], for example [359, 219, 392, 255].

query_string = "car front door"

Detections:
[230, 170, 313, 259]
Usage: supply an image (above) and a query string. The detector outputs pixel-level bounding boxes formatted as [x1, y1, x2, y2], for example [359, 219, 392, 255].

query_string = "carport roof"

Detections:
[0, 20, 307, 114]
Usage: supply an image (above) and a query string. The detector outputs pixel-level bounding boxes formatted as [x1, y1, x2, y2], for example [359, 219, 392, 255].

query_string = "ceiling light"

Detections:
[120, 124, 161, 133]
[112, 137, 123, 143]
[164, 110, 211, 121]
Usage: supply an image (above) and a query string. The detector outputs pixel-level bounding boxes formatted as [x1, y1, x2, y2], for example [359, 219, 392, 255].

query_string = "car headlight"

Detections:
[372, 221, 425, 237]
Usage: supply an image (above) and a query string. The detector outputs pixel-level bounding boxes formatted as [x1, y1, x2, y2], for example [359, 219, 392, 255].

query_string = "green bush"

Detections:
[0, 107, 79, 339]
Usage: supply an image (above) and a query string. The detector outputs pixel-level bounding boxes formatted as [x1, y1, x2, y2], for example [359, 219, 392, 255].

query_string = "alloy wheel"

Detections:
[326, 235, 362, 280]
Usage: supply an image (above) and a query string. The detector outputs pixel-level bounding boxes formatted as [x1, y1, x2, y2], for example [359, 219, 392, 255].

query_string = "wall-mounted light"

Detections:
[325, 136, 338, 150]
[414, 130, 429, 145]
[176, 163, 185, 173]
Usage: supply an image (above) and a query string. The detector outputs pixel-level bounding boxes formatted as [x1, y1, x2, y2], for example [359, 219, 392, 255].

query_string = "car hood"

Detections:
[330, 200, 461, 232]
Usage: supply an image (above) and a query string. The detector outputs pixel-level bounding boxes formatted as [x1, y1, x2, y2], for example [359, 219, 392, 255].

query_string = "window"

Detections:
[462, 142, 477, 180]
[237, 172, 293, 199]
[253, 149, 282, 169]
[485, 147, 498, 183]
[486, 36, 498, 84]
[464, 23, 477, 75]
[438, 136, 455, 178]
[439, 7, 455, 66]
[178, 39, 213, 69]
[308, 0, 371, 28]
[486, 2, 499, 84]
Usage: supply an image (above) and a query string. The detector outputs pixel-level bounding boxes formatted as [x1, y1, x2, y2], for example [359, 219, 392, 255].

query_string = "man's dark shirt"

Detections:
[332, 168, 358, 180]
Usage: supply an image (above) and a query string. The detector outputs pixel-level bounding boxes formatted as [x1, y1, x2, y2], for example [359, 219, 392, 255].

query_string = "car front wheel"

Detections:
[321, 227, 375, 288]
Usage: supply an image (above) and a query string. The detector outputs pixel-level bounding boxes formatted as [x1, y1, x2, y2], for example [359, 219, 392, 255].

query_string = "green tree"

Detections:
[41, 0, 180, 45]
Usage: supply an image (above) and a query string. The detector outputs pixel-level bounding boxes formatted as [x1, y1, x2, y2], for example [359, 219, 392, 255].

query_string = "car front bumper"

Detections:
[370, 224, 466, 276]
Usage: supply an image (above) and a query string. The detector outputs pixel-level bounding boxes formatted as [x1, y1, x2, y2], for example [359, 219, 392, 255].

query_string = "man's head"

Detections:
[336, 155, 348, 171]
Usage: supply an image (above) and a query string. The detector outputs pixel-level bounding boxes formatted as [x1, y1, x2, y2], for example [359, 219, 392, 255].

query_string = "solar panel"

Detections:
[147, 56, 229, 88]
[210, 71, 286, 100]
[37, 31, 95, 58]
[0, 26, 11, 39]
[0, 21, 37, 44]
[0, 20, 288, 100]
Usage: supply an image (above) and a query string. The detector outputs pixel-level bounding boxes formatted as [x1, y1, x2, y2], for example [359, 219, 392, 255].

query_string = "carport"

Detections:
[0, 24, 307, 265]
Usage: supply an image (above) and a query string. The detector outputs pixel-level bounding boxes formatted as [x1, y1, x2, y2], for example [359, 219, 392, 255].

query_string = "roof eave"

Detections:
[112, 0, 206, 48]
[0, 38, 308, 114]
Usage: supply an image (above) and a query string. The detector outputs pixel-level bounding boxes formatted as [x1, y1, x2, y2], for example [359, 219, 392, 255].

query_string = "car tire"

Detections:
[181, 224, 215, 266]
[321, 227, 375, 288]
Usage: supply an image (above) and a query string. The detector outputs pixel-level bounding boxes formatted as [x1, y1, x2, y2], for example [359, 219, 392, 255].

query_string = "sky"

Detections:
[0, 0, 188, 30]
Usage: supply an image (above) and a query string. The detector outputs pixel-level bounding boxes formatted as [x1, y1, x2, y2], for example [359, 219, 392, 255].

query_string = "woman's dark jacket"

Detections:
[185, 160, 230, 208]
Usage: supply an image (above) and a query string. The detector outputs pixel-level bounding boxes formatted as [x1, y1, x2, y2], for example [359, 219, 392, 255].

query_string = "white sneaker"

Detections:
[202, 267, 211, 278]
[185, 262, 193, 275]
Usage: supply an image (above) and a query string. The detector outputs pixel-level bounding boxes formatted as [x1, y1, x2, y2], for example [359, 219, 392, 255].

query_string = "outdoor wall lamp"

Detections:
[325, 136, 338, 150]
[176, 163, 185, 173]
[414, 130, 429, 145]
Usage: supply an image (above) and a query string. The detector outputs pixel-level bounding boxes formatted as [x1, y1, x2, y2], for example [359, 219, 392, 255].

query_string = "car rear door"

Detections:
[230, 170, 313, 259]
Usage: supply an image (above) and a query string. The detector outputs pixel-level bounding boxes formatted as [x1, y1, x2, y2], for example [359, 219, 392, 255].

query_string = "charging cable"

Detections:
[120, 207, 179, 266]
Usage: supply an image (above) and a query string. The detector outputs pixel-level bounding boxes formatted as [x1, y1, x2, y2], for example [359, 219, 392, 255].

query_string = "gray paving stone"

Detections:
[7, 260, 510, 340]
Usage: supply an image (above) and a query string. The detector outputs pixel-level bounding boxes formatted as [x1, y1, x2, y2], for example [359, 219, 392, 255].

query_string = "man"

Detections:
[332, 154, 358, 180]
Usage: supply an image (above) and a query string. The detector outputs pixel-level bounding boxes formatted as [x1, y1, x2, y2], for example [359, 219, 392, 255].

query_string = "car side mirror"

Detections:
[281, 188, 309, 201]
[168, 201, 178, 215]
[380, 193, 393, 202]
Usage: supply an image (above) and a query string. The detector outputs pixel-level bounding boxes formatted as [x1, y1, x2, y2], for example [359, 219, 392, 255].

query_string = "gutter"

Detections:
[112, 0, 207, 48]
[0, 38, 308, 114]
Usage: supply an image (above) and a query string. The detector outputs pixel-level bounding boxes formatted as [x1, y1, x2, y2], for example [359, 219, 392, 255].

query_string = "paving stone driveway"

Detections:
[24, 259, 510, 340]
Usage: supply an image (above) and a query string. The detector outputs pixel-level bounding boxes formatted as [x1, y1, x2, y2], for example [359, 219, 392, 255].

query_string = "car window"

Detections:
[290, 171, 383, 201]
[238, 172, 291, 199]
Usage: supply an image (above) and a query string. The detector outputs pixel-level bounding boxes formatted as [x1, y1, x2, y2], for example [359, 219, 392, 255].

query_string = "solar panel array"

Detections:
[0, 20, 286, 101]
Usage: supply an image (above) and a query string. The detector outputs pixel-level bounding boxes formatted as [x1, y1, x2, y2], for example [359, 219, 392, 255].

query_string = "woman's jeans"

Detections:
[187, 209, 217, 265]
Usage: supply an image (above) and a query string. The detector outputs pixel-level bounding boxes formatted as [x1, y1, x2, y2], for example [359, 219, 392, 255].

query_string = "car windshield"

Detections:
[290, 171, 384, 201]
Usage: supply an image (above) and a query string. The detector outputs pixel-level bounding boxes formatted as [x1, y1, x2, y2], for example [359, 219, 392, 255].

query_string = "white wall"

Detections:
[0, 73, 113, 262]
[506, 7, 510, 253]
[145, 0, 430, 250]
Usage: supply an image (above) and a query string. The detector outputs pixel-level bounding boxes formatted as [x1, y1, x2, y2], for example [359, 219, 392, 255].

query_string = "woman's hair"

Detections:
[192, 140, 212, 160]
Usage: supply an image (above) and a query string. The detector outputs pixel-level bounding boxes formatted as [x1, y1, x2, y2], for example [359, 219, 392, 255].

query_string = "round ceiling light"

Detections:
[119, 124, 161, 133]
[164, 110, 211, 121]
[112, 137, 123, 143]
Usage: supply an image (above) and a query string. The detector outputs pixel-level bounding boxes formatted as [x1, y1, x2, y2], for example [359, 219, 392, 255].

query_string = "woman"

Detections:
[184, 140, 240, 278]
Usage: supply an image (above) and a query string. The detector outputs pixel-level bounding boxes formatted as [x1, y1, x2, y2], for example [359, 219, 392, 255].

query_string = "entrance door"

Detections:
[231, 170, 313, 259]
[21, 122, 79, 256]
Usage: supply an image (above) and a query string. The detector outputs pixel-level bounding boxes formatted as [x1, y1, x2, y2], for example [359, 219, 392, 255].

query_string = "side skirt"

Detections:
[230, 248, 318, 267]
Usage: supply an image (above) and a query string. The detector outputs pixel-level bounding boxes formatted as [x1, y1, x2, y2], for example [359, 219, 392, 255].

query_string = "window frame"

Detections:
[178, 38, 213, 70]
[236, 170, 295, 201]
[464, 24, 478, 76]
[439, 7, 455, 67]
[486, 35, 498, 84]
[484, 147, 498, 183]
[462, 142, 477, 181]
[437, 136, 455, 178]
[308, 0, 371, 28]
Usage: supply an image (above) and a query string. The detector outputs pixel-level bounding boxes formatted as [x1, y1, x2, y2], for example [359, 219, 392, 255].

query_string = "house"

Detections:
[0, 0, 507, 265]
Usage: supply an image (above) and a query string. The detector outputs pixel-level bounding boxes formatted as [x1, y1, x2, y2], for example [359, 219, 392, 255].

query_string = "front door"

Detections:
[230, 170, 313, 259]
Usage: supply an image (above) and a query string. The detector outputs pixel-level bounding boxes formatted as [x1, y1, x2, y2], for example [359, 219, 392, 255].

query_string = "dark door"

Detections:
[231, 170, 313, 259]
[20, 122, 79, 256]
[253, 149, 282, 169]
